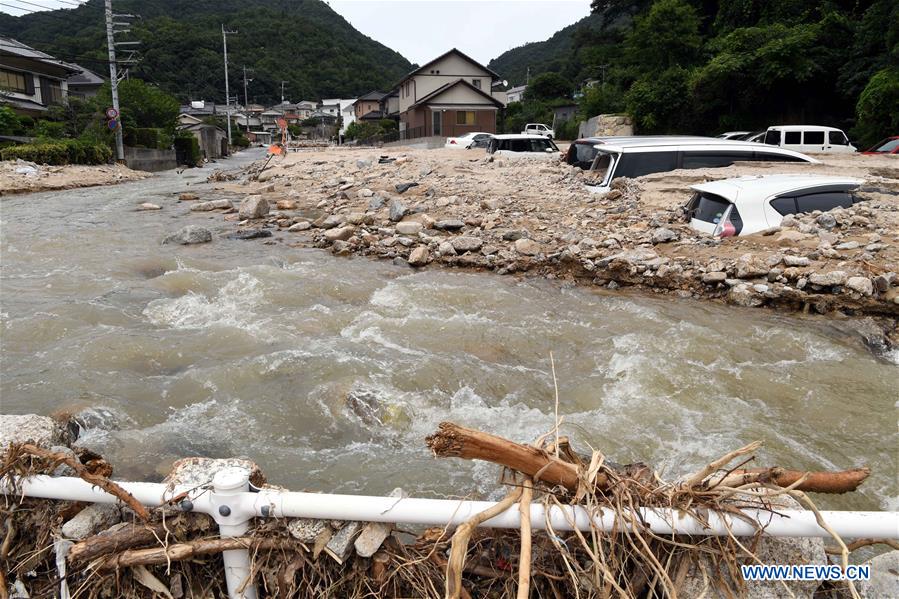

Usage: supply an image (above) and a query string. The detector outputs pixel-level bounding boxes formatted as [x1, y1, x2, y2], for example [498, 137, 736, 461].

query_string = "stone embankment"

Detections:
[0, 159, 146, 195]
[171, 147, 898, 342]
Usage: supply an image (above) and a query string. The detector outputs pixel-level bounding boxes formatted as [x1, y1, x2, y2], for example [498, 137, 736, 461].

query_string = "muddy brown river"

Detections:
[1, 149, 896, 511]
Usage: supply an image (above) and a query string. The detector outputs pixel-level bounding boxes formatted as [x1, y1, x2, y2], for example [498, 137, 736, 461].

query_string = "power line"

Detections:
[2, 0, 93, 14]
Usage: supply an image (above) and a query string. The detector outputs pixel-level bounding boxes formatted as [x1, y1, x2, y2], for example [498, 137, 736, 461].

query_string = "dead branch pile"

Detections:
[0, 421, 886, 599]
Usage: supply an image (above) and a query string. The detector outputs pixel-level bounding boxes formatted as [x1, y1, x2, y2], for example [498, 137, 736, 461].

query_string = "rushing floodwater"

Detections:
[1, 150, 896, 511]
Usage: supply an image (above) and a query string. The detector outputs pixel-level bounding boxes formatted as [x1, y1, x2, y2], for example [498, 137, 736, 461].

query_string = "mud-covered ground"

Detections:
[0, 159, 146, 195]
[172, 145, 898, 340]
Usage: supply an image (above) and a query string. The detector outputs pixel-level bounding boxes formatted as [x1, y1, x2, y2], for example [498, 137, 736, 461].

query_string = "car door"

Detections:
[803, 130, 826, 153]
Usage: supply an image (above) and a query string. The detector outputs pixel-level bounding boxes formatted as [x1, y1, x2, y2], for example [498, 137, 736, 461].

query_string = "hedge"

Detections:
[125, 127, 172, 149]
[0, 140, 113, 165]
[174, 135, 201, 166]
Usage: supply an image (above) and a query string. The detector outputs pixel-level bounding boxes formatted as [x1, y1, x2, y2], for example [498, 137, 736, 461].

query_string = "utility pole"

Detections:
[526, 66, 530, 85]
[104, 0, 124, 162]
[243, 66, 252, 133]
[221, 24, 237, 147]
[280, 80, 287, 104]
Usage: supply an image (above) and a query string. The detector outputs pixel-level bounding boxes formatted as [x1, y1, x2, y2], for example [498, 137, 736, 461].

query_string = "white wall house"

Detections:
[0, 36, 77, 116]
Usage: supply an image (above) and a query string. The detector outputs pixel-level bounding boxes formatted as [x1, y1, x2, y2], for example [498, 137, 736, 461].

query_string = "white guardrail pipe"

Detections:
[4, 469, 898, 599]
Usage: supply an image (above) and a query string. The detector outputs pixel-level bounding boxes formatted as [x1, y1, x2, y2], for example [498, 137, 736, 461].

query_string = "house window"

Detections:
[456, 111, 476, 125]
[0, 68, 28, 93]
[472, 79, 481, 89]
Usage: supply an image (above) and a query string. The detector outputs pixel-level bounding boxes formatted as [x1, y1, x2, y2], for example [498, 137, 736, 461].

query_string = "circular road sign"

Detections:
[105, 107, 119, 119]
[107, 119, 119, 130]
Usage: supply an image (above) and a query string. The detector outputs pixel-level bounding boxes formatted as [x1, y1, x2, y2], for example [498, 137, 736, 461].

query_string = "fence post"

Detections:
[212, 468, 258, 599]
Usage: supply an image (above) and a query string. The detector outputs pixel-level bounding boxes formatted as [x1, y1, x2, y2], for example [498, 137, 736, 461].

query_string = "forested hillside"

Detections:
[0, 0, 412, 104]
[490, 0, 898, 143]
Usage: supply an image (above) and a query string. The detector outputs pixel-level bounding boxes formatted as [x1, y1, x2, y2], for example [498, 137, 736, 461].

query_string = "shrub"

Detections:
[174, 135, 201, 166]
[854, 67, 899, 148]
[0, 140, 112, 165]
[32, 120, 67, 140]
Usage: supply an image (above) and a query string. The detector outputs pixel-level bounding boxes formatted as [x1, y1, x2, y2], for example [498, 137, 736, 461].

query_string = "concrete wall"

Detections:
[124, 147, 177, 172]
[383, 135, 446, 149]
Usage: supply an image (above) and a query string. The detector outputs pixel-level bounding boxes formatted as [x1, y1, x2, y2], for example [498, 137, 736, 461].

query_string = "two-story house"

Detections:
[353, 91, 387, 121]
[1, 37, 78, 116]
[396, 48, 505, 138]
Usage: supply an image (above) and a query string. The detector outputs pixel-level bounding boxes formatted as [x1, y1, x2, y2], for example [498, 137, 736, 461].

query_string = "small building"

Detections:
[0, 36, 78, 116]
[396, 48, 506, 138]
[506, 84, 527, 103]
[65, 64, 104, 99]
[353, 91, 387, 121]
[553, 104, 578, 124]
[178, 121, 228, 159]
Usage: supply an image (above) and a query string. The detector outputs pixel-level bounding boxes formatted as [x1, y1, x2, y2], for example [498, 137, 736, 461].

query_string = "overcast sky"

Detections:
[1, 0, 593, 65]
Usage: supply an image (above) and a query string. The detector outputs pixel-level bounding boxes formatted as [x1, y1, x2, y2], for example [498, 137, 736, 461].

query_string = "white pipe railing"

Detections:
[4, 468, 898, 599]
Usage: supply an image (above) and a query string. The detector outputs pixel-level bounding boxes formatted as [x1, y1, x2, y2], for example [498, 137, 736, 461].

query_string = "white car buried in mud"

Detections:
[487, 134, 561, 160]
[685, 174, 863, 237]
[444, 132, 493, 149]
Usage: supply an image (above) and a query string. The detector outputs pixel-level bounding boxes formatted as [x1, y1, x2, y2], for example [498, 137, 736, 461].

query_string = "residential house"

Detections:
[260, 107, 285, 132]
[553, 104, 578, 125]
[381, 89, 399, 121]
[506, 84, 527, 103]
[295, 101, 317, 119]
[179, 121, 228, 159]
[395, 48, 506, 138]
[0, 36, 78, 116]
[66, 64, 104, 99]
[319, 99, 342, 118]
[353, 91, 387, 121]
[338, 98, 356, 136]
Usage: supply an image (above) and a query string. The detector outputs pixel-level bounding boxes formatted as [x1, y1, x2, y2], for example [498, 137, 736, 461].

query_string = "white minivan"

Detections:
[487, 134, 561, 160]
[763, 126, 856, 154]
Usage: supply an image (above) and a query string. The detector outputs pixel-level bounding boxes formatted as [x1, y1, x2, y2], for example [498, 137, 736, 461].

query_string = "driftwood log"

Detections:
[426, 422, 870, 495]
[95, 537, 304, 571]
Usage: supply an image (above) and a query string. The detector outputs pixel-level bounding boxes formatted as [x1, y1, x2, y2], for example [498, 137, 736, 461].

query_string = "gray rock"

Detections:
[808, 270, 847, 286]
[257, 168, 277, 182]
[502, 229, 527, 241]
[651, 227, 678, 244]
[816, 213, 837, 229]
[395, 182, 419, 194]
[137, 202, 161, 211]
[288, 221, 312, 232]
[735, 254, 769, 279]
[321, 214, 344, 229]
[873, 273, 894, 293]
[324, 226, 355, 242]
[438, 241, 456, 257]
[356, 159, 372, 169]
[164, 457, 264, 488]
[0, 414, 59, 450]
[287, 518, 329, 543]
[238, 195, 269, 219]
[514, 238, 541, 256]
[783, 255, 810, 267]
[702, 271, 727, 283]
[226, 229, 273, 240]
[857, 550, 899, 599]
[835, 241, 861, 250]
[396, 221, 423, 236]
[162, 225, 213, 245]
[603, 248, 659, 266]
[728, 284, 764, 307]
[435, 219, 465, 231]
[368, 196, 385, 210]
[480, 198, 503, 210]
[357, 188, 374, 198]
[325, 520, 363, 564]
[846, 276, 873, 296]
[190, 199, 232, 211]
[451, 236, 483, 253]
[62, 504, 121, 540]
[408, 245, 430, 266]
[388, 199, 406, 222]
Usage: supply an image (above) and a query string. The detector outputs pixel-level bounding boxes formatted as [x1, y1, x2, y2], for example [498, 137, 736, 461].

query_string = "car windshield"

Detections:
[874, 138, 899, 152]
[574, 143, 598, 165]
[685, 192, 732, 224]
[529, 138, 558, 152]
[587, 152, 616, 185]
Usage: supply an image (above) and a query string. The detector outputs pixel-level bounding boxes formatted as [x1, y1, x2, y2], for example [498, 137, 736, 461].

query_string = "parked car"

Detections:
[521, 123, 555, 138]
[445, 132, 493, 149]
[862, 136, 899, 155]
[685, 174, 863, 238]
[585, 138, 817, 193]
[763, 125, 856, 154]
[717, 131, 751, 140]
[565, 136, 708, 170]
[487, 134, 561, 159]
[739, 131, 766, 143]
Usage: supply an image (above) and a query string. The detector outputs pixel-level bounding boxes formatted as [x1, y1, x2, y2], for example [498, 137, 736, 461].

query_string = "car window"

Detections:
[804, 131, 825, 145]
[875, 139, 899, 152]
[764, 130, 781, 145]
[509, 139, 530, 152]
[487, 139, 498, 153]
[784, 131, 801, 145]
[529, 138, 552, 152]
[795, 191, 853, 213]
[754, 151, 808, 162]
[830, 131, 849, 145]
[574, 143, 598, 166]
[589, 153, 615, 184]
[686, 192, 732, 223]
[615, 151, 678, 178]
[682, 152, 747, 168]
[770, 197, 797, 215]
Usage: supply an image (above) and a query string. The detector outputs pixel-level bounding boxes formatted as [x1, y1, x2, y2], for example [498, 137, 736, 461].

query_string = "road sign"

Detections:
[105, 107, 119, 119]
[107, 119, 119, 130]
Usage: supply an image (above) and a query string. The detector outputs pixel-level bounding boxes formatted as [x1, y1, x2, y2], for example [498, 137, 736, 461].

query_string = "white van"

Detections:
[763, 126, 856, 154]
[487, 134, 561, 160]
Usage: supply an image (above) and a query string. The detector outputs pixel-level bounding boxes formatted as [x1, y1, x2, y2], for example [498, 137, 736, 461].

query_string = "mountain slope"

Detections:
[0, 0, 412, 104]
[488, 12, 608, 87]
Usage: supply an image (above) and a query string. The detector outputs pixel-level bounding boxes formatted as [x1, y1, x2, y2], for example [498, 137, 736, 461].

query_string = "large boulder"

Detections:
[238, 195, 270, 219]
[162, 225, 212, 245]
[857, 550, 898, 599]
[61, 504, 121, 540]
[0, 414, 60, 451]
[164, 457, 266, 488]
[451, 236, 483, 253]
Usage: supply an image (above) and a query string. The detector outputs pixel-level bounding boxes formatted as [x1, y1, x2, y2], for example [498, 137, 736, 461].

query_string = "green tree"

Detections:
[0, 105, 22, 135]
[100, 79, 179, 134]
[855, 67, 899, 147]
[524, 73, 572, 102]
[625, 66, 693, 133]
[626, 0, 702, 71]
